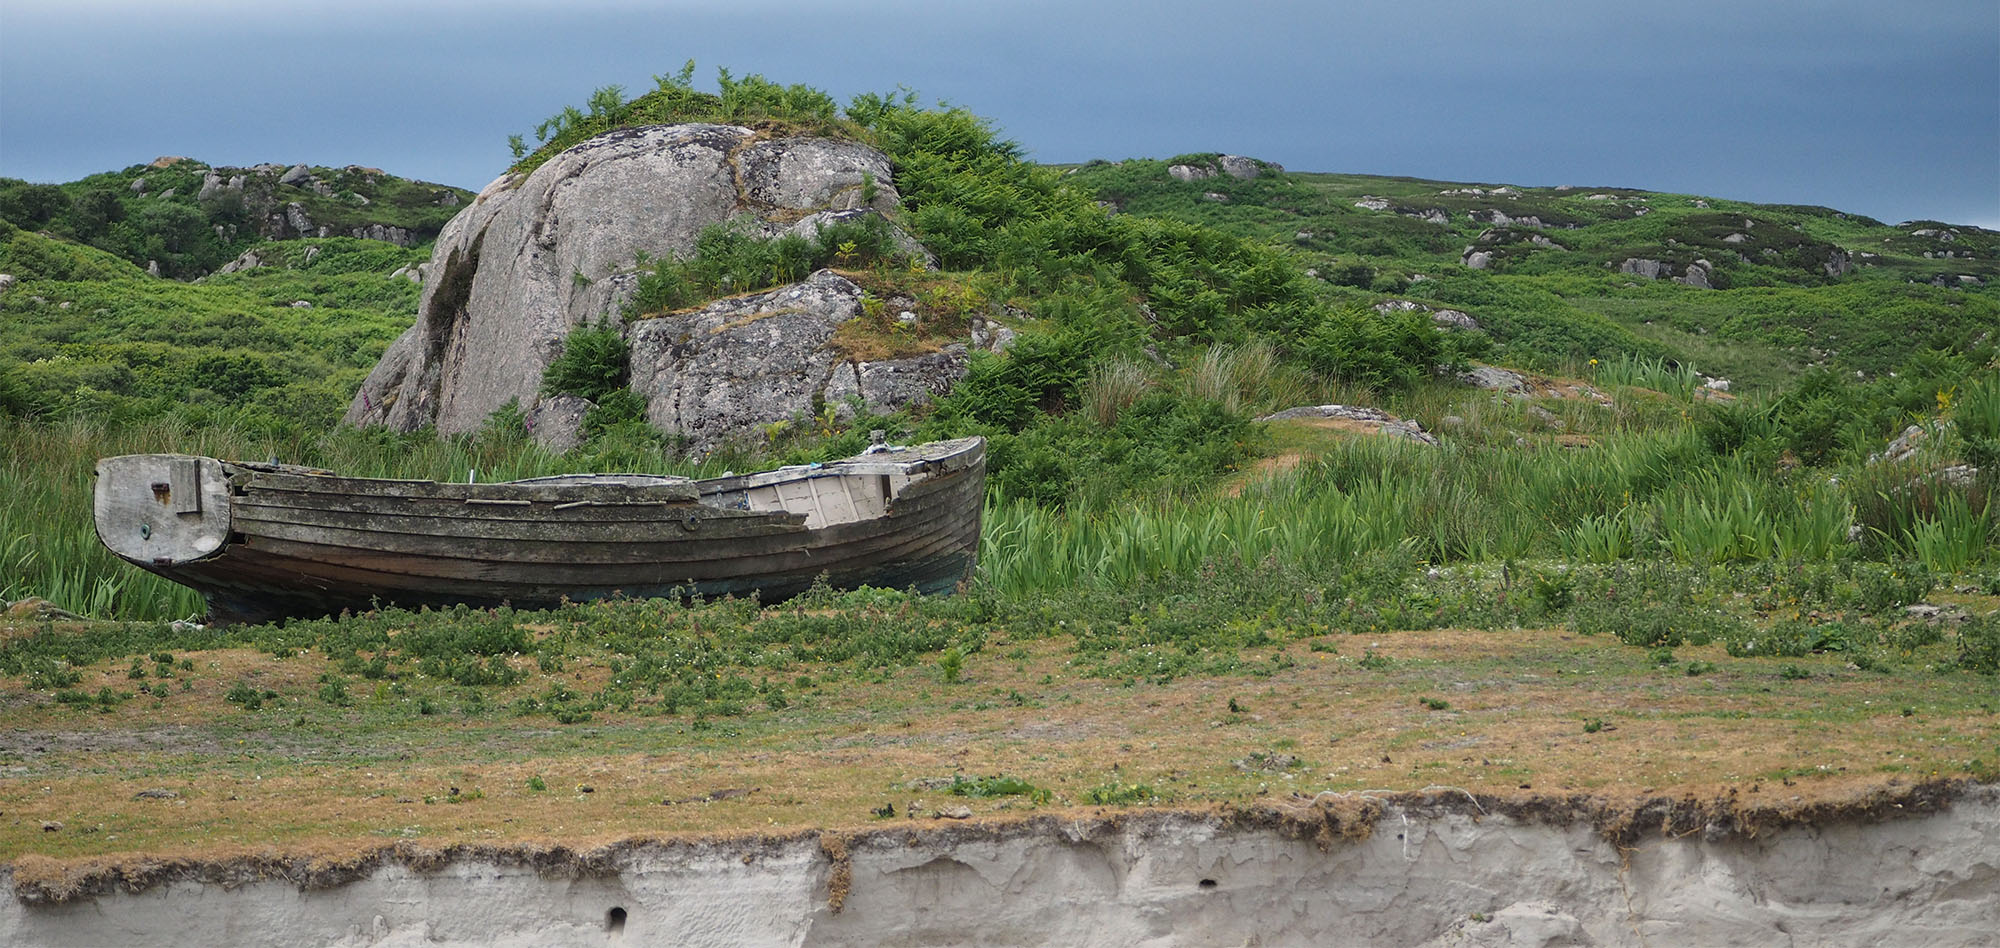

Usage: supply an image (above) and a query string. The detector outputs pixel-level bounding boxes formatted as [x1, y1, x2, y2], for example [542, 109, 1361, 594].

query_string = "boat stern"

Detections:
[94, 455, 234, 568]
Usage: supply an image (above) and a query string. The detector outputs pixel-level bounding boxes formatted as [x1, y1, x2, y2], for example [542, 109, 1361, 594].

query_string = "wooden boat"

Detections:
[94, 437, 985, 625]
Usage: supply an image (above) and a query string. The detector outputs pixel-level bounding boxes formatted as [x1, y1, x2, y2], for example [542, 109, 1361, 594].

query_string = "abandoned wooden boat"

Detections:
[94, 437, 985, 625]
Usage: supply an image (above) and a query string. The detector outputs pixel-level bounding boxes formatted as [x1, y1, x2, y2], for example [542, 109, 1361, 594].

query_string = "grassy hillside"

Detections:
[0, 226, 422, 429]
[0, 159, 469, 278]
[1063, 156, 1998, 389]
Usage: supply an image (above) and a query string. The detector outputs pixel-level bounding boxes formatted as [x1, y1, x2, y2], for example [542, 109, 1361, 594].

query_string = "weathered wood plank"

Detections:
[234, 491, 975, 580]
[232, 500, 808, 544]
[243, 472, 700, 504]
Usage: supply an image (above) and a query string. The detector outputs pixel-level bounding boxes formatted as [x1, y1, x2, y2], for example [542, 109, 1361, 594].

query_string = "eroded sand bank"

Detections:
[5, 784, 1995, 947]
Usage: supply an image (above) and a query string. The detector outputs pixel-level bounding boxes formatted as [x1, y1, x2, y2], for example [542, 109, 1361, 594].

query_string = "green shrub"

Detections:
[625, 215, 897, 316]
[1956, 612, 2000, 674]
[541, 322, 629, 402]
[1721, 618, 1856, 658]
[1301, 305, 1456, 394]
[1083, 783, 1159, 805]
[948, 775, 1052, 804]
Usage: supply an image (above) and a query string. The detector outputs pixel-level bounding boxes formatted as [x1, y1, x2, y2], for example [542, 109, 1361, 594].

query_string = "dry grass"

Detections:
[3, 613, 1994, 878]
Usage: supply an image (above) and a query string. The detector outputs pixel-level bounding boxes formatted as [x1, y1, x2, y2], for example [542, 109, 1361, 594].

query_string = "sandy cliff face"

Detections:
[7, 787, 1996, 947]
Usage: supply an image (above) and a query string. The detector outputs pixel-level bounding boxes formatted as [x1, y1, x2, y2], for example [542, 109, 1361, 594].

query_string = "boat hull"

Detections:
[94, 439, 985, 624]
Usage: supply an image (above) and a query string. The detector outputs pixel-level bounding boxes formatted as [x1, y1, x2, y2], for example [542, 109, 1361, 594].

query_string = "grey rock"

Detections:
[351, 223, 413, 246]
[282, 203, 315, 239]
[1430, 309, 1478, 330]
[290, 300, 312, 308]
[1216, 155, 1275, 179]
[1677, 261, 1713, 290]
[1464, 250, 1494, 270]
[1167, 163, 1216, 182]
[1620, 258, 1668, 280]
[1255, 405, 1438, 445]
[344, 124, 909, 439]
[626, 270, 965, 454]
[1470, 208, 1544, 228]
[1202, 192, 1230, 203]
[1459, 365, 1530, 394]
[279, 164, 311, 186]
[1936, 464, 1979, 488]
[129, 178, 147, 194]
[983, 324, 1018, 353]
[1375, 299, 1480, 332]
[217, 249, 264, 274]
[0, 274, 13, 291]
[1871, 424, 1929, 464]
[1354, 197, 1391, 211]
[825, 344, 969, 421]
[525, 394, 592, 453]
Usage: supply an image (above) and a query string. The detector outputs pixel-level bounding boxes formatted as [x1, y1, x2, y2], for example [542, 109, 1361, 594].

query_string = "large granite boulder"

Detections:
[343, 123, 906, 440]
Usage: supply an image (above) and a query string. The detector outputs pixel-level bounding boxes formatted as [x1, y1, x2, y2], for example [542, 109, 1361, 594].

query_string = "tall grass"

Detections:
[1081, 358, 1151, 427]
[6, 399, 1990, 621]
[982, 427, 1905, 599]
[1592, 353, 1702, 399]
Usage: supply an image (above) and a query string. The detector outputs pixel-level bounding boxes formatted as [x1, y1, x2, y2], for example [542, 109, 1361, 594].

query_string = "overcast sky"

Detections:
[2, 0, 1995, 227]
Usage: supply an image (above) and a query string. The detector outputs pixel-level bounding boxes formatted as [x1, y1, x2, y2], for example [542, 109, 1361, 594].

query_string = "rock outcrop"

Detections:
[1374, 299, 1480, 332]
[345, 123, 959, 452]
[1168, 155, 1281, 183]
[622, 270, 969, 454]
[1257, 405, 1438, 445]
[1618, 257, 1716, 288]
[186, 163, 462, 247]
